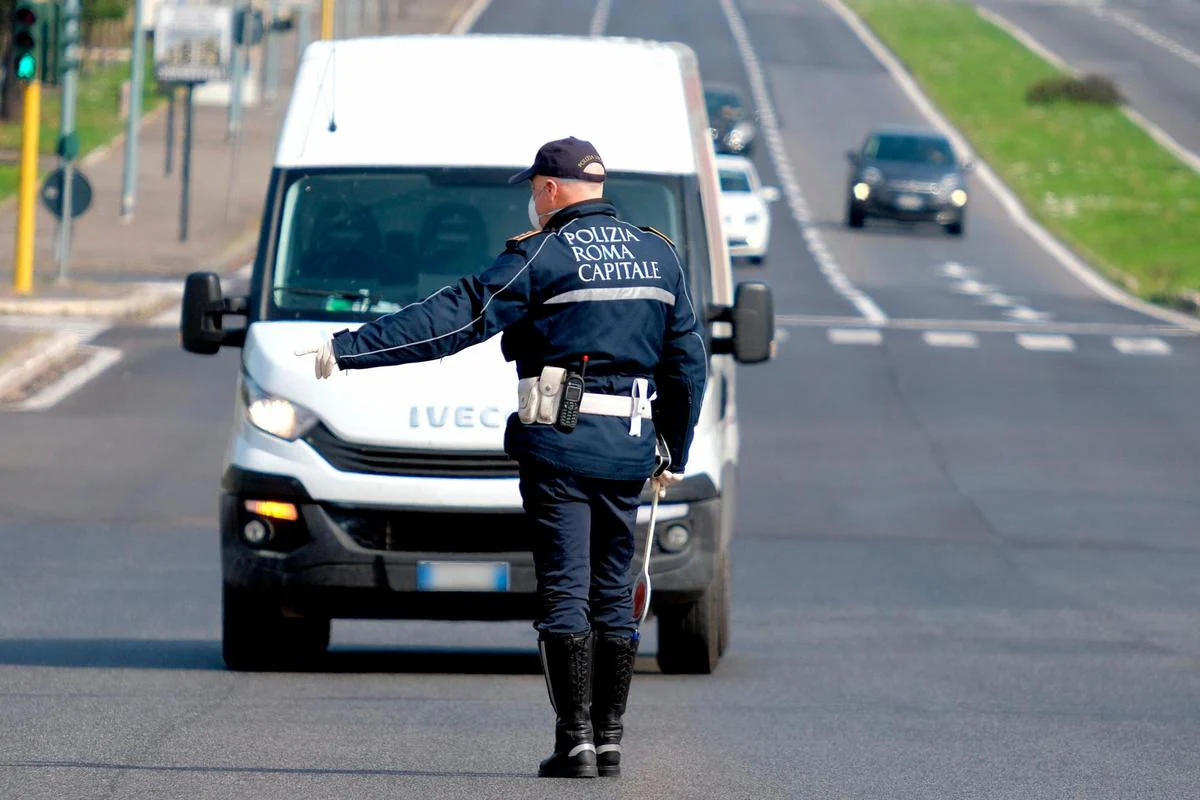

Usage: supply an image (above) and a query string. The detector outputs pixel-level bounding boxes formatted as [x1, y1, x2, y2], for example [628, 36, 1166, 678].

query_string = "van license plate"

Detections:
[897, 194, 922, 210]
[416, 561, 510, 592]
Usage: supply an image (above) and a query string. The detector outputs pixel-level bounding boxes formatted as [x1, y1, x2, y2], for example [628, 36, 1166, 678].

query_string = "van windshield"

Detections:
[265, 168, 688, 321]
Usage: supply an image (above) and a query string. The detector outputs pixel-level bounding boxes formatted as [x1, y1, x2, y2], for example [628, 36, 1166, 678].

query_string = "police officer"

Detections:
[296, 137, 707, 779]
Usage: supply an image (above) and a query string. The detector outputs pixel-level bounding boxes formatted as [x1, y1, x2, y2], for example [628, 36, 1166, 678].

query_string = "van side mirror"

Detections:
[846, 149, 859, 164]
[962, 158, 975, 172]
[181, 271, 248, 354]
[708, 281, 775, 364]
[760, 186, 782, 204]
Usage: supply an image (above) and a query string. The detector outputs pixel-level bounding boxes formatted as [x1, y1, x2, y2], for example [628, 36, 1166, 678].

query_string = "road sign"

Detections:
[153, 5, 234, 84]
[41, 167, 92, 219]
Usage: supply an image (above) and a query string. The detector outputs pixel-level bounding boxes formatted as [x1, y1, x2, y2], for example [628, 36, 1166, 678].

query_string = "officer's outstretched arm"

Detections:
[653, 267, 708, 472]
[329, 251, 531, 371]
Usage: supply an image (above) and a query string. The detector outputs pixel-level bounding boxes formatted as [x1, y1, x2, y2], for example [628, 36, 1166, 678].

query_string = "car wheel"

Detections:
[747, 255, 765, 266]
[716, 551, 731, 657]
[222, 584, 330, 671]
[847, 202, 866, 229]
[656, 577, 722, 675]
[945, 218, 964, 236]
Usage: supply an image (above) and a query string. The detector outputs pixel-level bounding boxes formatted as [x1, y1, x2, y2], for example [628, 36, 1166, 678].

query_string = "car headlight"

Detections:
[745, 213, 761, 224]
[242, 374, 319, 441]
[852, 182, 871, 201]
[861, 166, 884, 184]
[950, 189, 968, 207]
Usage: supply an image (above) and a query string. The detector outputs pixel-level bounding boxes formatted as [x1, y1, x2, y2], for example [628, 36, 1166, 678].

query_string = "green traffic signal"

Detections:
[11, 2, 39, 82]
[15, 53, 36, 80]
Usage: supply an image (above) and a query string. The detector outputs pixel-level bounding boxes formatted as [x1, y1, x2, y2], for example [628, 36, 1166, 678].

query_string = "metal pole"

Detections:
[296, 5, 312, 63]
[119, 0, 146, 220]
[12, 81, 40, 294]
[228, 7, 246, 139]
[321, 0, 335, 40]
[264, 0, 281, 104]
[164, 86, 175, 175]
[55, 0, 82, 284]
[180, 83, 194, 242]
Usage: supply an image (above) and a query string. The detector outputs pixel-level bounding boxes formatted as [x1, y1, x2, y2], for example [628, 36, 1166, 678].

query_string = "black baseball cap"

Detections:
[507, 136, 607, 184]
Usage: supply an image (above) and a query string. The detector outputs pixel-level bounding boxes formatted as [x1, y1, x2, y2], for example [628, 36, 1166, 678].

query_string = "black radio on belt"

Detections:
[555, 355, 589, 433]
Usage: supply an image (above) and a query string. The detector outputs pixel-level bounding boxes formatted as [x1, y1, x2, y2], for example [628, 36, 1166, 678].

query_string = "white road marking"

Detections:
[978, 6, 1200, 175]
[982, 292, 1021, 307]
[720, 0, 888, 324]
[450, 0, 492, 34]
[821, 0, 1200, 333]
[775, 313, 1192, 336]
[923, 331, 979, 349]
[7, 346, 124, 412]
[952, 279, 996, 296]
[941, 261, 977, 279]
[1018, 333, 1076, 352]
[1092, 5, 1200, 73]
[589, 0, 612, 36]
[148, 307, 180, 329]
[828, 328, 883, 346]
[1112, 336, 1171, 355]
[1005, 306, 1055, 322]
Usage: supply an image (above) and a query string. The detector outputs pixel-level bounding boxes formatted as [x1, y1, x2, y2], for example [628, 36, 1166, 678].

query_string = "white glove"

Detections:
[650, 470, 683, 498]
[294, 338, 337, 380]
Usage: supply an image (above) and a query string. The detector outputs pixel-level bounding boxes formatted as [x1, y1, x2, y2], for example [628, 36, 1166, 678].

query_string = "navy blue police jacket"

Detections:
[330, 199, 708, 482]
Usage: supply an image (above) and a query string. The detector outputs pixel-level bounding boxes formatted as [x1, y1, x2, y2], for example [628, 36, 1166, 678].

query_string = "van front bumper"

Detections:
[221, 466, 721, 620]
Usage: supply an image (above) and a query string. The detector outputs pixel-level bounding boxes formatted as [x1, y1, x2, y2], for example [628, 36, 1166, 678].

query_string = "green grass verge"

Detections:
[845, 0, 1200, 304]
[0, 54, 163, 200]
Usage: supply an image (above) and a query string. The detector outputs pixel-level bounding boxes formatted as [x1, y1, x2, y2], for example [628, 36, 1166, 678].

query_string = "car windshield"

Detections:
[265, 168, 687, 321]
[719, 169, 752, 193]
[864, 134, 955, 165]
[705, 90, 746, 123]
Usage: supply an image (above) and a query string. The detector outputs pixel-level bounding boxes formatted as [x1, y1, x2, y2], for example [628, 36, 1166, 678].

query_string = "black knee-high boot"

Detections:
[591, 633, 638, 777]
[537, 633, 598, 778]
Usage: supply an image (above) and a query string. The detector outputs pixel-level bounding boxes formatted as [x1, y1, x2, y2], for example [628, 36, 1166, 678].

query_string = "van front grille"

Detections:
[304, 424, 519, 478]
[325, 507, 532, 553]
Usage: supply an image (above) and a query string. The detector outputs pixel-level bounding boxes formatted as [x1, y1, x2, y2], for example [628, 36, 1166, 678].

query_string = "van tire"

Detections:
[656, 570, 724, 675]
[222, 584, 330, 671]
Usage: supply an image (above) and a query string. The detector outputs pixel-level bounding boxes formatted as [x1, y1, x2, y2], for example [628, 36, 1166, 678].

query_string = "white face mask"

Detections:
[527, 185, 556, 230]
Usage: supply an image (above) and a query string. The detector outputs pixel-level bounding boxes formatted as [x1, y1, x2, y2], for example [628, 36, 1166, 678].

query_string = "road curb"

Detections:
[0, 331, 84, 403]
[0, 282, 181, 320]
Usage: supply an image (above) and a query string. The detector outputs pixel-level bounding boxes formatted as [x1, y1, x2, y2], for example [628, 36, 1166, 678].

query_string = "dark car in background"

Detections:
[845, 127, 972, 236]
[705, 83, 756, 156]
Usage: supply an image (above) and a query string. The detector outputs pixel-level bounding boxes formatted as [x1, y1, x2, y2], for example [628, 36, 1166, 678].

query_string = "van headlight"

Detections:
[242, 374, 319, 441]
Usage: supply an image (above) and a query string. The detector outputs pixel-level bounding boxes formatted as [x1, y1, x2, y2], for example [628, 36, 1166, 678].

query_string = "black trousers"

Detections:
[519, 461, 645, 637]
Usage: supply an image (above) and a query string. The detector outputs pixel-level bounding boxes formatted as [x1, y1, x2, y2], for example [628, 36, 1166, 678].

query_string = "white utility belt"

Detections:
[518, 366, 654, 436]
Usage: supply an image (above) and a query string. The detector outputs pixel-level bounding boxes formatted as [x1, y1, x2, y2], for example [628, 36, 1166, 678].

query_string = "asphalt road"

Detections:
[974, 0, 1200, 159]
[3, 1, 1200, 798]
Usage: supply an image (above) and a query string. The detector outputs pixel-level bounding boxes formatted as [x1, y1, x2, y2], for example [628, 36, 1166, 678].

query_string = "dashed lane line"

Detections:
[776, 314, 1193, 336]
[1017, 333, 1076, 352]
[828, 328, 884, 346]
[922, 331, 979, 349]
[1112, 336, 1172, 356]
[720, 0, 888, 324]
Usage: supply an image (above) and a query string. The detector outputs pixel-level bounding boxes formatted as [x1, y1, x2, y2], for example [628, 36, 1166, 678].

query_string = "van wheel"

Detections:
[222, 584, 330, 671]
[847, 203, 866, 229]
[656, 576, 722, 675]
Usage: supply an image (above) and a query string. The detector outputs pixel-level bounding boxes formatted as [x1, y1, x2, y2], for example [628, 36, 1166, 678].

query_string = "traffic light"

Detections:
[12, 1, 39, 81]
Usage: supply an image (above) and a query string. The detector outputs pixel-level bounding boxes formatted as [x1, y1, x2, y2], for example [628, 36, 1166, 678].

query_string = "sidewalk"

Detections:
[0, 0, 474, 401]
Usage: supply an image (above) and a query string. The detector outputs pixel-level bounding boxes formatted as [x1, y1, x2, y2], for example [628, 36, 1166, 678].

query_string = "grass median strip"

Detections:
[0, 56, 162, 200]
[843, 0, 1200, 306]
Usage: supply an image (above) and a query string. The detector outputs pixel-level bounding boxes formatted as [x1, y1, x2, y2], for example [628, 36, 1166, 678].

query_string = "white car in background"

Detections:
[717, 154, 779, 265]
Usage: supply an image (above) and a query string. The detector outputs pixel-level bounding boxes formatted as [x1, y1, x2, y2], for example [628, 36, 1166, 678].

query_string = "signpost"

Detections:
[153, 5, 234, 242]
[54, 0, 82, 282]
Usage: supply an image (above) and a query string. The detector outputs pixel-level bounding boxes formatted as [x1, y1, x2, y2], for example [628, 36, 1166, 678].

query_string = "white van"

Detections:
[181, 34, 774, 674]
